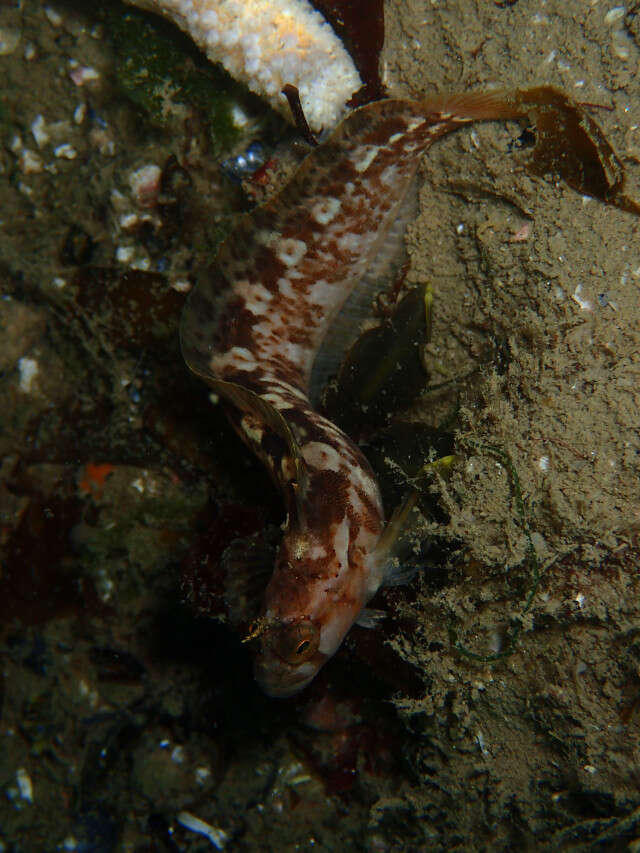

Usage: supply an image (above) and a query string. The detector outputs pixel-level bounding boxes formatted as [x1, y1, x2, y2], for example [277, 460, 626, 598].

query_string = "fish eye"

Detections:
[271, 620, 320, 665]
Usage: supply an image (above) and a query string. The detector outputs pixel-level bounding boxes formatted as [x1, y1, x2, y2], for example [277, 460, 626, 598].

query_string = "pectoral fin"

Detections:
[209, 377, 309, 495]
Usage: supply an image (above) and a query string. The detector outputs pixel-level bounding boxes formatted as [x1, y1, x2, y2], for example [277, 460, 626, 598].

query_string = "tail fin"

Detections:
[423, 85, 640, 215]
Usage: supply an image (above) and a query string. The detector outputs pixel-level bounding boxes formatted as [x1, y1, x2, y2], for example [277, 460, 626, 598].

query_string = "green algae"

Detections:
[101, 4, 271, 154]
[447, 442, 544, 662]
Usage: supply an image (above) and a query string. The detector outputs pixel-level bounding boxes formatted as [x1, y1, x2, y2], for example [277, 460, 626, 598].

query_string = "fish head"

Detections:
[252, 616, 326, 698]
[251, 524, 370, 697]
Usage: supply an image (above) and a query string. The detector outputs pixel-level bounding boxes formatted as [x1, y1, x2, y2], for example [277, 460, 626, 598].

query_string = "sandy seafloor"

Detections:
[0, 0, 639, 850]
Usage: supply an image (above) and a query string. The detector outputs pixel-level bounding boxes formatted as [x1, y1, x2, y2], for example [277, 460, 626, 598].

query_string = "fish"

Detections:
[180, 87, 638, 697]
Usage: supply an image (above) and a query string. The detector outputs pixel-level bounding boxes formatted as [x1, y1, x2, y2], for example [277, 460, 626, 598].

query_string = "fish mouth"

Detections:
[253, 657, 318, 698]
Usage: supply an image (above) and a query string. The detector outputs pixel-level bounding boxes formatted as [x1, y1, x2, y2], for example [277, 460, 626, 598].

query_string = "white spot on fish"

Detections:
[212, 346, 258, 373]
[307, 279, 333, 306]
[281, 456, 297, 480]
[353, 145, 379, 173]
[263, 391, 295, 409]
[302, 441, 343, 472]
[277, 238, 307, 267]
[239, 280, 274, 316]
[235, 279, 272, 302]
[246, 300, 268, 317]
[268, 379, 308, 400]
[329, 515, 350, 577]
[309, 544, 328, 560]
[337, 231, 362, 254]
[256, 229, 278, 247]
[379, 165, 398, 186]
[348, 463, 380, 501]
[407, 117, 426, 132]
[277, 276, 296, 299]
[241, 414, 264, 444]
[388, 132, 405, 144]
[311, 197, 341, 225]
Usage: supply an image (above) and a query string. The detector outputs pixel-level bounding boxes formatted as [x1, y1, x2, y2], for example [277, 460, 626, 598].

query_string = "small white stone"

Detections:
[231, 104, 250, 127]
[116, 245, 135, 264]
[69, 65, 101, 87]
[176, 811, 228, 849]
[74, 103, 87, 125]
[476, 731, 489, 756]
[54, 143, 77, 159]
[17, 357, 39, 393]
[20, 149, 44, 174]
[0, 27, 20, 55]
[604, 6, 626, 25]
[44, 6, 63, 27]
[119, 213, 139, 230]
[538, 455, 549, 472]
[195, 766, 211, 785]
[18, 181, 34, 198]
[128, 164, 161, 208]
[31, 115, 49, 148]
[612, 30, 631, 60]
[16, 768, 33, 803]
[171, 745, 185, 764]
[571, 283, 592, 311]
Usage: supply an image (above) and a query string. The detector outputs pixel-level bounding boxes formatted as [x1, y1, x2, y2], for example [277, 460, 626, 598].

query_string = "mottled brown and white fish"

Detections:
[181, 88, 636, 696]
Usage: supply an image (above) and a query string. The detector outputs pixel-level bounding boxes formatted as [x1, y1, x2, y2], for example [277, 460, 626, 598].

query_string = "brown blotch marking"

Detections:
[352, 484, 383, 531]
[285, 326, 314, 347]
[217, 300, 259, 353]
[302, 468, 350, 533]
[283, 409, 337, 445]
[253, 362, 302, 391]
[222, 367, 265, 389]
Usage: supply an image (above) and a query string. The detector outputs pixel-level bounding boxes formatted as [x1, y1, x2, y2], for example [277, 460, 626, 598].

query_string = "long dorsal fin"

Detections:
[309, 176, 419, 404]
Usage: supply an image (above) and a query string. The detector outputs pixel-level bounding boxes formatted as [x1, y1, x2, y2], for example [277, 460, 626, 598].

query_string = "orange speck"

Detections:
[509, 222, 531, 243]
[79, 463, 115, 498]
[250, 159, 276, 186]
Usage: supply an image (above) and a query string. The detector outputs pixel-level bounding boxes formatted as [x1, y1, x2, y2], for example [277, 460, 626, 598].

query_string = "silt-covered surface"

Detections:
[0, 0, 638, 850]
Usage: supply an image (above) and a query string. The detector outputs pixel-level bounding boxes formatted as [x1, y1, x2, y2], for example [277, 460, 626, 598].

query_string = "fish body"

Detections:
[181, 96, 486, 696]
[181, 87, 634, 696]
